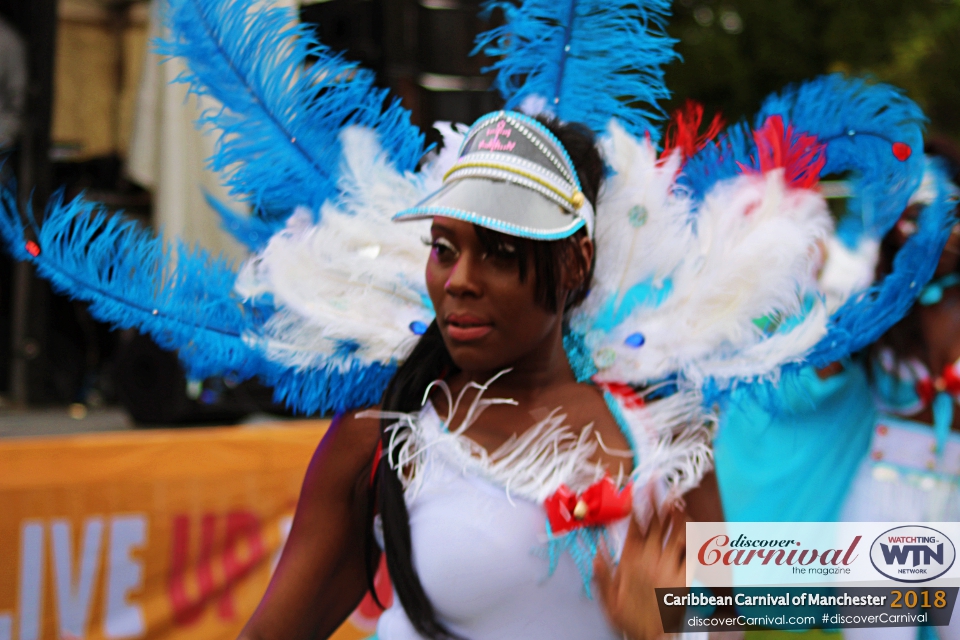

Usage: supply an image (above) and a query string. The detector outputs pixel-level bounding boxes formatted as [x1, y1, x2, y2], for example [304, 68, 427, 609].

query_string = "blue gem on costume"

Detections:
[625, 332, 646, 348]
[409, 321, 428, 335]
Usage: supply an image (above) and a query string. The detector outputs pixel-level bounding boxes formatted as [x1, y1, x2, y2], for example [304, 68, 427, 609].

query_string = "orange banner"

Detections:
[0, 423, 381, 640]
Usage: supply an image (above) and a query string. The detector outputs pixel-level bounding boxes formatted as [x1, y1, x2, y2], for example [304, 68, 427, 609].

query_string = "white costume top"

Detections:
[375, 402, 625, 640]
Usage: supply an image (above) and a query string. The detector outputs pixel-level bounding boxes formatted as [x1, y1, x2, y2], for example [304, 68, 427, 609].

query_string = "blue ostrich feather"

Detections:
[0, 186, 257, 380]
[475, 0, 677, 140]
[204, 191, 284, 252]
[157, 0, 426, 215]
[677, 120, 755, 202]
[755, 74, 925, 239]
[265, 360, 396, 417]
[0, 185, 396, 416]
[681, 75, 925, 232]
[806, 160, 956, 367]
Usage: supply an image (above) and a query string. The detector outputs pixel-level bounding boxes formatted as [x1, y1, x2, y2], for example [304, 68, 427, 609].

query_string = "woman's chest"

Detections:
[398, 457, 621, 638]
[409, 463, 551, 613]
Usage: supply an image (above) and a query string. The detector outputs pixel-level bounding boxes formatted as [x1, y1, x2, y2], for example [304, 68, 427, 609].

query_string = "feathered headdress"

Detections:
[0, 0, 954, 534]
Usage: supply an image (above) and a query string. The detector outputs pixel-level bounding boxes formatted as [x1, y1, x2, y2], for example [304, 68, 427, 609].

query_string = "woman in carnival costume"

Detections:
[841, 146, 960, 640]
[0, 0, 954, 638]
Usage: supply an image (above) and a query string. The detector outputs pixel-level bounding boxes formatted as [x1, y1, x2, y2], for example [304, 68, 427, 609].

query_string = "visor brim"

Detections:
[393, 178, 586, 240]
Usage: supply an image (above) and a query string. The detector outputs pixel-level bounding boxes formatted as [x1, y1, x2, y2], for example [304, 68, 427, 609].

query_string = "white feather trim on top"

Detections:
[365, 371, 608, 503]
[366, 370, 715, 524]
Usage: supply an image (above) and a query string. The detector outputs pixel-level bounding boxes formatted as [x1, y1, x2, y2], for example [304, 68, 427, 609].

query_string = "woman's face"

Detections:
[425, 217, 564, 374]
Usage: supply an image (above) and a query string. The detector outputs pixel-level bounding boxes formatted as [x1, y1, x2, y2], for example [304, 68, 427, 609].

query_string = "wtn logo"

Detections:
[880, 543, 944, 567]
[870, 526, 956, 583]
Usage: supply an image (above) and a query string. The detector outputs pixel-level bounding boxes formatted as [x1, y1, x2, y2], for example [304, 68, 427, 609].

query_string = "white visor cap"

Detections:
[393, 111, 594, 240]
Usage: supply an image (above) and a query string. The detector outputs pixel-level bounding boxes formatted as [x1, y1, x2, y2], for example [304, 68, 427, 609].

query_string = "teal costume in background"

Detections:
[714, 361, 876, 523]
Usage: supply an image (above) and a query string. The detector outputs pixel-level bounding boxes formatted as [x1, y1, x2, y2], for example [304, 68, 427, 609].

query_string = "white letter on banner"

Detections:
[104, 516, 146, 639]
[52, 518, 104, 638]
[18, 522, 43, 640]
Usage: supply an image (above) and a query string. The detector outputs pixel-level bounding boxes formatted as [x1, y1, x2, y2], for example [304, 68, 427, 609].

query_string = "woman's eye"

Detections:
[482, 242, 518, 263]
[429, 237, 458, 259]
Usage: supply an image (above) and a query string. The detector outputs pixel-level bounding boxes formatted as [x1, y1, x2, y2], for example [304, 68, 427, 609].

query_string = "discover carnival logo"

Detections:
[870, 525, 956, 583]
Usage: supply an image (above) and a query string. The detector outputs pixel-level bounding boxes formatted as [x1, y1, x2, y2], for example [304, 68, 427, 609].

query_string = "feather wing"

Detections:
[571, 122, 834, 388]
[681, 74, 926, 240]
[233, 125, 465, 391]
[0, 186, 257, 381]
[0, 183, 417, 416]
[158, 0, 426, 215]
[577, 121, 953, 395]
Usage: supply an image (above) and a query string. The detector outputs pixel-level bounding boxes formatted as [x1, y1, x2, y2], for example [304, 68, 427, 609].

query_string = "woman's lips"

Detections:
[445, 314, 493, 342]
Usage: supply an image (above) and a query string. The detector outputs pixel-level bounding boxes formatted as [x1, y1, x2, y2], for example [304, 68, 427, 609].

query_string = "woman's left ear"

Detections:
[563, 235, 594, 291]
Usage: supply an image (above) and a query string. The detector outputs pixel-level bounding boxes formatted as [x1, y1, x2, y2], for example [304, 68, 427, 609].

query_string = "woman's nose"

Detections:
[444, 254, 483, 297]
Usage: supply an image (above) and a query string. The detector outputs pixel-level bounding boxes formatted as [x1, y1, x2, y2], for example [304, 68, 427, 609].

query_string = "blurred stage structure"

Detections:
[0, 0, 502, 426]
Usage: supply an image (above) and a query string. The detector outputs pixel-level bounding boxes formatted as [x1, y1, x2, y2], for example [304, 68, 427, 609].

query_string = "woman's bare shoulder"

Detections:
[239, 406, 382, 640]
[301, 406, 382, 497]
[330, 406, 382, 452]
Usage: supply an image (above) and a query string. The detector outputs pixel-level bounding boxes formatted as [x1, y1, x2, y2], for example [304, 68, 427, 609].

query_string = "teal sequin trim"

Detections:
[536, 520, 611, 598]
[602, 390, 641, 469]
[562, 328, 597, 382]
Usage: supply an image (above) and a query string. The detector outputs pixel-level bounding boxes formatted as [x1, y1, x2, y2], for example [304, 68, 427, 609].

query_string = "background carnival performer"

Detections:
[0, 0, 955, 639]
[700, 75, 960, 527]
[841, 148, 960, 640]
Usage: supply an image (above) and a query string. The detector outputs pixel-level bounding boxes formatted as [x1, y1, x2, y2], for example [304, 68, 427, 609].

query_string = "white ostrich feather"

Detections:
[235, 124, 467, 371]
[419, 122, 468, 194]
[577, 122, 694, 313]
[574, 122, 835, 388]
[820, 236, 880, 313]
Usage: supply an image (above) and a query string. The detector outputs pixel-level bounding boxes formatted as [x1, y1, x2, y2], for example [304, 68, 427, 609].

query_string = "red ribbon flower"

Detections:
[544, 477, 633, 535]
[913, 362, 960, 407]
[941, 363, 960, 396]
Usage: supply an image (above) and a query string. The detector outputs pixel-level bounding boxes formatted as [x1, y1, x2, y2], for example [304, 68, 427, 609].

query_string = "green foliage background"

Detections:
[664, 0, 960, 143]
